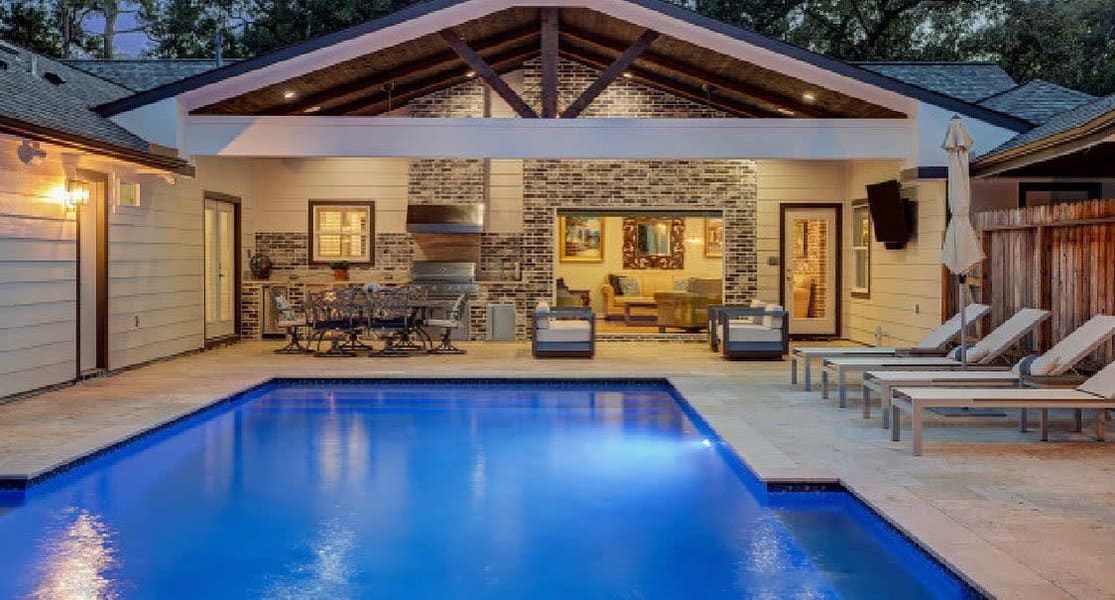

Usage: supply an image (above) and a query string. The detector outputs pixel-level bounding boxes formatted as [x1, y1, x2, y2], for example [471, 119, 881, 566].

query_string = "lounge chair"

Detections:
[890, 359, 1115, 455]
[789, 303, 990, 390]
[863, 315, 1115, 426]
[821, 308, 1051, 407]
[532, 302, 595, 358]
[708, 299, 767, 352]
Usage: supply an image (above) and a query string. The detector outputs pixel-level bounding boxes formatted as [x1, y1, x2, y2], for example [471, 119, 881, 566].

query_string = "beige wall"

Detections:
[555, 216, 723, 314]
[0, 137, 255, 398]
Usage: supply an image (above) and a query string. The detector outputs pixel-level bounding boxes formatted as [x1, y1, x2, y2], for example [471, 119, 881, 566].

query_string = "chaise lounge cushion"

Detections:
[536, 320, 593, 343]
[725, 323, 784, 343]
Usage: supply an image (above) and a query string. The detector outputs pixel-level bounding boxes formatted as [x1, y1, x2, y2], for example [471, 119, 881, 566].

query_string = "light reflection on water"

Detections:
[262, 518, 357, 600]
[32, 508, 118, 600]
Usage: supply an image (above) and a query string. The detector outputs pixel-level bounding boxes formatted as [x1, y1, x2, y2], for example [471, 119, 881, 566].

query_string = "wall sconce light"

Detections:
[65, 179, 89, 210]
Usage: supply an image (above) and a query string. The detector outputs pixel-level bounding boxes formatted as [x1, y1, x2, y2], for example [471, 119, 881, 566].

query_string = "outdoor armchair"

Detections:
[532, 302, 595, 358]
[717, 304, 788, 360]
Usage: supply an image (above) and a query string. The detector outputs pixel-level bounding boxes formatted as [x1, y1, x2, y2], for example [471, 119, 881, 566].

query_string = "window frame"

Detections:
[307, 199, 375, 266]
[850, 199, 871, 299]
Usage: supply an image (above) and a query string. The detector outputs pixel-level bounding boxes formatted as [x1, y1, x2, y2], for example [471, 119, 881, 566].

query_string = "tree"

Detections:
[0, 0, 64, 55]
[88, 0, 157, 58]
[973, 0, 1115, 96]
[237, 0, 417, 55]
[145, 0, 246, 58]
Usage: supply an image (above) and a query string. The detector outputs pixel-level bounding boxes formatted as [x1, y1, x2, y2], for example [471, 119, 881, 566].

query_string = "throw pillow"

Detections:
[617, 276, 641, 297]
[608, 274, 625, 296]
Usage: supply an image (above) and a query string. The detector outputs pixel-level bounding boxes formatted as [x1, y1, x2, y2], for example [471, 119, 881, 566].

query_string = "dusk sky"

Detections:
[84, 11, 156, 57]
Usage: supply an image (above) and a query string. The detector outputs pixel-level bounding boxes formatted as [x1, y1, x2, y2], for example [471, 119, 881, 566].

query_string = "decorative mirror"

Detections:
[622, 217, 685, 269]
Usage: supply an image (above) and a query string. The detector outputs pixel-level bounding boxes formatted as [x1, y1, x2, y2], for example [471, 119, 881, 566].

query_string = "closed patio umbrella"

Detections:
[941, 116, 985, 368]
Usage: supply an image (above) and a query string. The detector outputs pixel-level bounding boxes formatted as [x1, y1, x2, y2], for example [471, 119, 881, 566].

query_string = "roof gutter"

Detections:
[0, 116, 195, 176]
[972, 111, 1115, 176]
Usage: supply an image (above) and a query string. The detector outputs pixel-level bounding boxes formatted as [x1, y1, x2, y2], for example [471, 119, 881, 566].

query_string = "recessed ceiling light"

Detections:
[802, 91, 816, 103]
[622, 72, 633, 79]
[282, 90, 296, 100]
[465, 71, 476, 78]
[777, 108, 795, 116]
[304, 105, 322, 113]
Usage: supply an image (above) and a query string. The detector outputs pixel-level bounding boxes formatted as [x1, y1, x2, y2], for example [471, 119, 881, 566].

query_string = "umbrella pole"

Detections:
[958, 274, 967, 370]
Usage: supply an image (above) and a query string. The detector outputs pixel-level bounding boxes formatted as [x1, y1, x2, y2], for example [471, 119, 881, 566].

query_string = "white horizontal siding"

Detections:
[0, 138, 77, 397]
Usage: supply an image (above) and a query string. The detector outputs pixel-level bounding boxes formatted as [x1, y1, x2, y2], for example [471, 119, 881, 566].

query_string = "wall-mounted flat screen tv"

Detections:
[865, 180, 912, 250]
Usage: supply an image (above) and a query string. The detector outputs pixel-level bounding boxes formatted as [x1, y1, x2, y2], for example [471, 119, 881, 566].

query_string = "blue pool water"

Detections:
[0, 380, 979, 599]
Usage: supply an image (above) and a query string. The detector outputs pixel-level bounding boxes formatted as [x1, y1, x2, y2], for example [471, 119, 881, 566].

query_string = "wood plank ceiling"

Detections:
[192, 6, 906, 119]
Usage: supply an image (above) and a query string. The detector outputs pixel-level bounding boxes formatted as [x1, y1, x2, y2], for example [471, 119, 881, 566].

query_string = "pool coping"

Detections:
[0, 375, 990, 598]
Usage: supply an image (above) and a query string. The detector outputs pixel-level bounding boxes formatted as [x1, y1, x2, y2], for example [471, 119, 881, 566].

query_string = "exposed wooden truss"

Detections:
[561, 29, 659, 119]
[540, 7, 560, 118]
[440, 29, 538, 118]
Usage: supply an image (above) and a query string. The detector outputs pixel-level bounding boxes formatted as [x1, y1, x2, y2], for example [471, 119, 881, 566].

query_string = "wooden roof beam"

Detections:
[262, 23, 540, 115]
[561, 29, 659, 119]
[441, 29, 538, 118]
[560, 49, 765, 118]
[329, 47, 539, 116]
[540, 7, 560, 118]
[561, 24, 833, 118]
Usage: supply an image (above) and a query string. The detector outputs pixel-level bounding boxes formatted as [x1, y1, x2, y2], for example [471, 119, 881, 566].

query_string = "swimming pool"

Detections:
[0, 379, 981, 598]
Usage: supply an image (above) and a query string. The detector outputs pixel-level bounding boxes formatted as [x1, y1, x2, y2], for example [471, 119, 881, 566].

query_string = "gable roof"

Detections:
[973, 92, 1115, 173]
[63, 58, 236, 92]
[978, 80, 1094, 125]
[92, 0, 1033, 132]
[855, 61, 1016, 103]
[0, 42, 193, 174]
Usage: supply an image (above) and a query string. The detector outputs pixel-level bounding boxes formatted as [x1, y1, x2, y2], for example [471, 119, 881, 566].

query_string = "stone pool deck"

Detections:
[1, 341, 1112, 599]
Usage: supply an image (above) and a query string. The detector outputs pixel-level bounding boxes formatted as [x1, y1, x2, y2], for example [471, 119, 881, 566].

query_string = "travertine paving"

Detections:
[2, 341, 1113, 599]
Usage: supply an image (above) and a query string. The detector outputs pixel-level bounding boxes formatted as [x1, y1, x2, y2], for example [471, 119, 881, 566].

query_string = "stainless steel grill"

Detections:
[409, 261, 478, 340]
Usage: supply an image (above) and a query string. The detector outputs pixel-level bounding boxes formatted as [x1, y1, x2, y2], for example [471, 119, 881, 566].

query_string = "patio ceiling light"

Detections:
[623, 72, 633, 79]
[777, 107, 795, 116]
[802, 91, 816, 103]
[304, 106, 322, 113]
[465, 71, 476, 78]
[282, 90, 296, 100]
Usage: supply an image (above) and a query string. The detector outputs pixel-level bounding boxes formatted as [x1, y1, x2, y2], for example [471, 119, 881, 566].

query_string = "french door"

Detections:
[781, 205, 841, 337]
[204, 196, 238, 340]
[77, 173, 108, 375]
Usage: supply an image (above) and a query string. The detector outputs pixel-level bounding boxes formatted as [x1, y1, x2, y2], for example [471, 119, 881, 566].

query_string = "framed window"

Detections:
[1019, 182, 1102, 207]
[118, 180, 140, 207]
[850, 200, 871, 298]
[308, 200, 374, 265]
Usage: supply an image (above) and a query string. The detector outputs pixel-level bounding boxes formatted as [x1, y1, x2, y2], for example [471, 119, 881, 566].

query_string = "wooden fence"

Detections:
[951, 199, 1115, 368]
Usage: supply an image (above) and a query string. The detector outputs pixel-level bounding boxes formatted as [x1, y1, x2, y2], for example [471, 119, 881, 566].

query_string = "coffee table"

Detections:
[623, 301, 658, 326]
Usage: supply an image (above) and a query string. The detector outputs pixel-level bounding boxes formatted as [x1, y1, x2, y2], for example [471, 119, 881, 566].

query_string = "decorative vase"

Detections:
[249, 252, 272, 280]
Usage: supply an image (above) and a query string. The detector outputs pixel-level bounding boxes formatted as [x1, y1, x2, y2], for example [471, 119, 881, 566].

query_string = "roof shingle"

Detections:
[977, 92, 1115, 159]
[855, 61, 1017, 103]
[0, 42, 150, 152]
[978, 80, 1094, 125]
[62, 59, 233, 92]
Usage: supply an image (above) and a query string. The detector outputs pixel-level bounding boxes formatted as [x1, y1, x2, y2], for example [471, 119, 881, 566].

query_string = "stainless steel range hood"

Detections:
[406, 204, 484, 234]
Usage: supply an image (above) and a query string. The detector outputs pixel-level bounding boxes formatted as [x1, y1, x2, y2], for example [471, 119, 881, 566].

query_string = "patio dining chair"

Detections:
[270, 287, 311, 354]
[367, 288, 412, 357]
[427, 292, 468, 354]
[306, 289, 357, 357]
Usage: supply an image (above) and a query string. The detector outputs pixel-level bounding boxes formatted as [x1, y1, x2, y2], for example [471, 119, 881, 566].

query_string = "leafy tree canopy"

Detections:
[1, 0, 1112, 96]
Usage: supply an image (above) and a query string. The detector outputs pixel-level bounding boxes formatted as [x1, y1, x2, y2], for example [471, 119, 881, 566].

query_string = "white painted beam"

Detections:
[183, 116, 913, 160]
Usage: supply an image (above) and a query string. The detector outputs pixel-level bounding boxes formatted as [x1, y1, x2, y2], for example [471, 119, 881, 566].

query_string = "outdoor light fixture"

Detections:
[622, 72, 633, 79]
[282, 90, 296, 100]
[777, 107, 795, 116]
[64, 179, 89, 210]
[304, 105, 322, 113]
[465, 71, 476, 78]
[801, 91, 816, 103]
